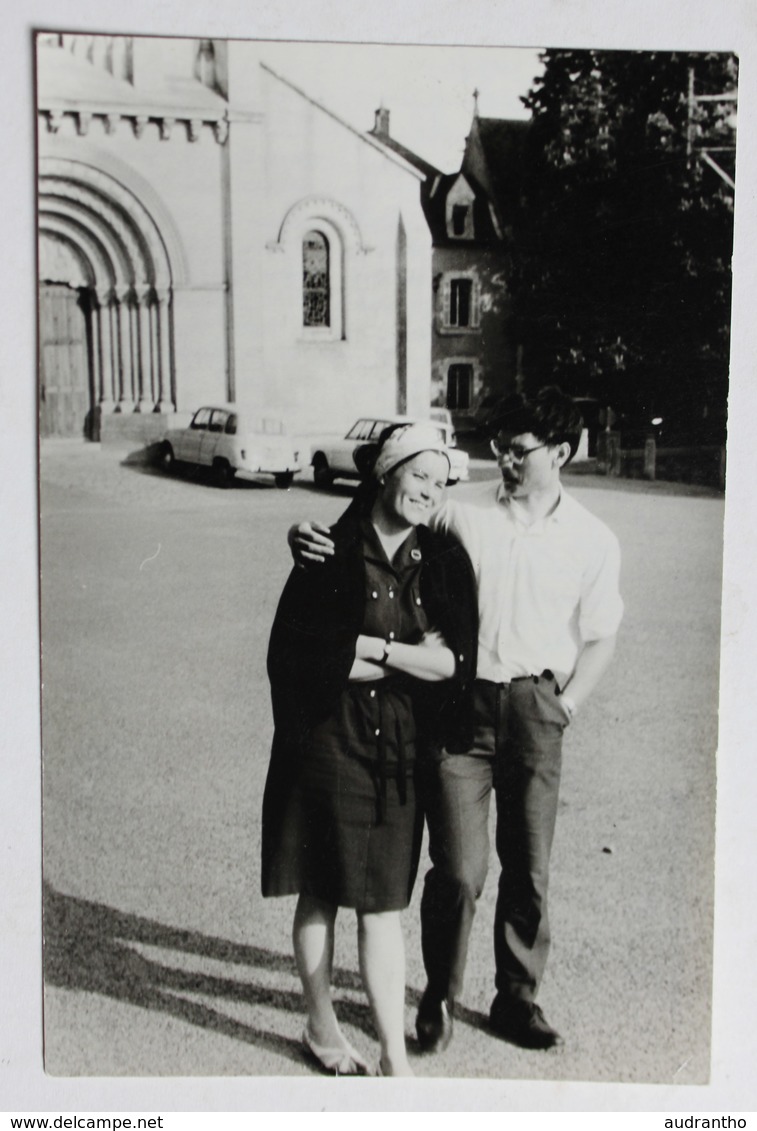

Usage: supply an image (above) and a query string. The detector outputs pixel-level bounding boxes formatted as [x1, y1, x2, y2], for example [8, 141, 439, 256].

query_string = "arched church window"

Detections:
[302, 231, 330, 328]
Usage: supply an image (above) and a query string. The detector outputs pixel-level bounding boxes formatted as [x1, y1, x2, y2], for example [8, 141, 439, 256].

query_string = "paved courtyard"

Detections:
[39, 439, 723, 1089]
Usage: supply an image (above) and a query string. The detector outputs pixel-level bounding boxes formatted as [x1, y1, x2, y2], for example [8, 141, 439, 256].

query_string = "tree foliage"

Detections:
[512, 49, 737, 443]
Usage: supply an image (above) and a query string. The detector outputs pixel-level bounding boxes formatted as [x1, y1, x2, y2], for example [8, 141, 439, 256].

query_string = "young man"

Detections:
[290, 387, 623, 1052]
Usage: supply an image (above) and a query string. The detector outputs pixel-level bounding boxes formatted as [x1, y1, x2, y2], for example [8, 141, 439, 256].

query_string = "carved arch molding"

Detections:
[267, 196, 373, 255]
[38, 157, 176, 414]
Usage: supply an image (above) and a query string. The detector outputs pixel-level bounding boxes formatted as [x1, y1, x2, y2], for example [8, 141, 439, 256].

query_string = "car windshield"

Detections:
[346, 420, 375, 441]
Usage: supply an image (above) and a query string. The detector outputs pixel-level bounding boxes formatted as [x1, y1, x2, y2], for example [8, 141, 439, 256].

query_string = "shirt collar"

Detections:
[361, 516, 421, 572]
[495, 481, 568, 527]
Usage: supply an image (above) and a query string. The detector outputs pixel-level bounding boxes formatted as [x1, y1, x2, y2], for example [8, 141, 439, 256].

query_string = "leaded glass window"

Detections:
[302, 231, 330, 327]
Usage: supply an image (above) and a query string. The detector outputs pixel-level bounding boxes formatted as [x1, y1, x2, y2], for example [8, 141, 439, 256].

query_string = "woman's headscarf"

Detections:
[368, 423, 451, 481]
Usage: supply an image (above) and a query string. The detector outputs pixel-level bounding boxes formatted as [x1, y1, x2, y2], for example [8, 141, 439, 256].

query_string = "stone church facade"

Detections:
[37, 35, 432, 443]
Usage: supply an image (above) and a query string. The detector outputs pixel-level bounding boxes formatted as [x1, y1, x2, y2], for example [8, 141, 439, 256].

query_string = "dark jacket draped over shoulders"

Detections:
[266, 504, 479, 756]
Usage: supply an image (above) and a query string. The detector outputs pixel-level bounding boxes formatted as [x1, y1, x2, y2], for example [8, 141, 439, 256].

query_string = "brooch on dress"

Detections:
[410, 548, 422, 561]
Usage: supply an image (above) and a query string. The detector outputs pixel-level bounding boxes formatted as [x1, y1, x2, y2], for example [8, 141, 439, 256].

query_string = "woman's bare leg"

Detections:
[293, 893, 342, 1046]
[358, 910, 414, 1076]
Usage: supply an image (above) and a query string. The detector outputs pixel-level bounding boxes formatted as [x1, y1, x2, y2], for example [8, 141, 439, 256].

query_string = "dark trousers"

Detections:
[419, 675, 567, 1006]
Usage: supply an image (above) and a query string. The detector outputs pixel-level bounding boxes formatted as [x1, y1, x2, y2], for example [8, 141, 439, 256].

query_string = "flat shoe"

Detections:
[302, 1026, 370, 1076]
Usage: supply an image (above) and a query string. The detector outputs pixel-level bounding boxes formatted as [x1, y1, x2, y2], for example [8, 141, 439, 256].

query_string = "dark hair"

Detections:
[482, 386, 584, 461]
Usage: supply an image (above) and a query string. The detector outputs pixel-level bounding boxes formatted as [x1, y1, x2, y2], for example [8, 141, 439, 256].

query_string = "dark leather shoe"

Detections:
[416, 989, 454, 1053]
[489, 999, 564, 1050]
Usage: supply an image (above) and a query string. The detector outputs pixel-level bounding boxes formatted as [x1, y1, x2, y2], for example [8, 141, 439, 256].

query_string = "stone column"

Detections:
[134, 286, 154, 412]
[116, 287, 135, 412]
[155, 289, 174, 413]
[90, 292, 102, 415]
[96, 288, 115, 412]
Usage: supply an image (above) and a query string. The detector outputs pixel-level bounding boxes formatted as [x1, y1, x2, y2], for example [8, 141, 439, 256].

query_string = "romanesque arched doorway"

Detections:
[39, 234, 96, 438]
[38, 157, 176, 440]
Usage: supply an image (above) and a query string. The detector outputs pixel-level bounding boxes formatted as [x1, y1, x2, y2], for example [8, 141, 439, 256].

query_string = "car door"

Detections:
[176, 407, 211, 463]
[200, 408, 229, 467]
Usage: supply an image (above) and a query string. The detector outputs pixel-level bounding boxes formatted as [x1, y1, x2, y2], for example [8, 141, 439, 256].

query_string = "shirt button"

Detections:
[375, 728, 380, 736]
[370, 689, 376, 698]
[415, 597, 422, 606]
[371, 591, 378, 599]
[459, 654, 464, 662]
[389, 590, 394, 599]
[389, 631, 395, 640]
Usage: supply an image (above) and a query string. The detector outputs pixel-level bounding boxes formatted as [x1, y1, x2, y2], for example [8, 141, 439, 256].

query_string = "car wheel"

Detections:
[312, 453, 333, 489]
[274, 472, 294, 489]
[158, 441, 175, 472]
[212, 459, 235, 489]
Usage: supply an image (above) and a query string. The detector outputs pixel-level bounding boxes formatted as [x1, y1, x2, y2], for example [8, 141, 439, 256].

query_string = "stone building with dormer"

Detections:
[37, 34, 432, 442]
[370, 104, 528, 426]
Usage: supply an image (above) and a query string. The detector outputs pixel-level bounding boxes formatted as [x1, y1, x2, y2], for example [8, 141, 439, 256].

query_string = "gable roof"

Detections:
[371, 113, 531, 244]
[260, 63, 426, 180]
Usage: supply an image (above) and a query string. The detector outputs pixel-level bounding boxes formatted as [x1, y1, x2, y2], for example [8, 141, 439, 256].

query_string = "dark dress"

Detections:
[262, 506, 478, 913]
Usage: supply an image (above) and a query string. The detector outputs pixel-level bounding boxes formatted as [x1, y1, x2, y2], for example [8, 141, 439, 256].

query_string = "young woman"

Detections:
[262, 423, 478, 1076]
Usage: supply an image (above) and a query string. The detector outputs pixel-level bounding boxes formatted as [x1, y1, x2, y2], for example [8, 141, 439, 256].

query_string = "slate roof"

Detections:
[368, 112, 531, 244]
[367, 127, 441, 181]
[464, 117, 530, 224]
[422, 170, 501, 245]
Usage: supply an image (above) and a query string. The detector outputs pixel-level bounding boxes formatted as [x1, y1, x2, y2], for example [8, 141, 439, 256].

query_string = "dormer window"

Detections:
[452, 205, 470, 236]
[445, 175, 475, 238]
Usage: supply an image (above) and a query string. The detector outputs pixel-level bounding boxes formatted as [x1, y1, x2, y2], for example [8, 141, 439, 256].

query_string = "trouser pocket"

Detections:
[510, 671, 570, 737]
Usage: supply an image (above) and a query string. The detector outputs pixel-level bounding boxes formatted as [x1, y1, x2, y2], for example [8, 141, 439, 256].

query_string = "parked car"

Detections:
[159, 405, 302, 488]
[310, 415, 470, 489]
[428, 406, 455, 436]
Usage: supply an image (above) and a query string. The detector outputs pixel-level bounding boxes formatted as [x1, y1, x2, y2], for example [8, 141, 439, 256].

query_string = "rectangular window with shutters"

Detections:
[440, 274, 479, 332]
[449, 278, 472, 327]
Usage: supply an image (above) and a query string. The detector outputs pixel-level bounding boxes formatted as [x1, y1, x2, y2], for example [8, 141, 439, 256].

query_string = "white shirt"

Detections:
[432, 480, 624, 683]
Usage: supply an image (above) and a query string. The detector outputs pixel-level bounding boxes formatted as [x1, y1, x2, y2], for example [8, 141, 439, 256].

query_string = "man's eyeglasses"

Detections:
[490, 438, 550, 463]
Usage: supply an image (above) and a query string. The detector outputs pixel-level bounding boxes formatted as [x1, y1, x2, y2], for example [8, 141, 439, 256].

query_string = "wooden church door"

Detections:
[39, 284, 94, 438]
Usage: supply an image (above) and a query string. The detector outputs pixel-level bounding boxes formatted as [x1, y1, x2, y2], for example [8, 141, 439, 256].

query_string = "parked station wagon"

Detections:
[159, 405, 302, 488]
[310, 415, 470, 489]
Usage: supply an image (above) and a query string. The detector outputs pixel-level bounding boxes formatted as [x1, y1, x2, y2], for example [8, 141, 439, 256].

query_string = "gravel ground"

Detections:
[39, 438, 723, 1090]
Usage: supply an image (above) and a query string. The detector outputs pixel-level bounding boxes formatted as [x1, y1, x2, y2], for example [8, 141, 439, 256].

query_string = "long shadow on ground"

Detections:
[43, 885, 490, 1069]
